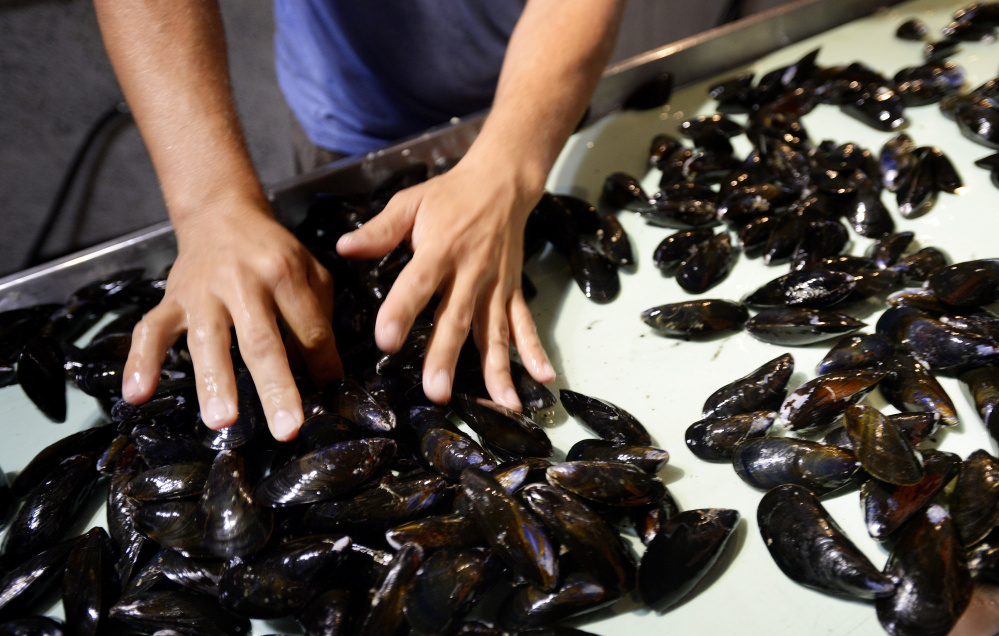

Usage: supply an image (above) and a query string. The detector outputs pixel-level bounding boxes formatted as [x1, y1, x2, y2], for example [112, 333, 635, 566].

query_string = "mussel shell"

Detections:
[568, 238, 620, 303]
[403, 547, 500, 635]
[109, 590, 251, 636]
[123, 461, 210, 502]
[950, 449, 999, 547]
[510, 360, 557, 413]
[461, 468, 558, 591]
[600, 172, 653, 213]
[640, 299, 748, 338]
[743, 268, 856, 309]
[758, 484, 895, 600]
[10, 424, 115, 498]
[928, 259, 999, 308]
[637, 508, 740, 611]
[130, 501, 206, 557]
[896, 18, 929, 40]
[652, 228, 714, 274]
[816, 333, 893, 374]
[545, 461, 665, 507]
[701, 352, 793, 419]
[218, 535, 352, 618]
[956, 100, 999, 150]
[900, 314, 999, 371]
[596, 214, 634, 266]
[860, 449, 960, 541]
[675, 231, 735, 294]
[875, 504, 973, 636]
[499, 572, 619, 631]
[684, 410, 776, 461]
[888, 246, 950, 284]
[385, 513, 483, 552]
[199, 450, 272, 559]
[157, 549, 224, 597]
[16, 337, 66, 423]
[0, 616, 66, 635]
[355, 543, 424, 636]
[780, 369, 884, 432]
[558, 389, 652, 446]
[303, 474, 448, 535]
[297, 589, 355, 636]
[959, 365, 999, 441]
[254, 437, 397, 507]
[0, 539, 74, 619]
[867, 231, 915, 269]
[61, 527, 112, 636]
[521, 482, 637, 593]
[843, 404, 924, 486]
[449, 394, 552, 458]
[564, 438, 669, 473]
[628, 488, 682, 546]
[879, 353, 960, 426]
[420, 427, 496, 481]
[732, 437, 862, 495]
[745, 307, 866, 346]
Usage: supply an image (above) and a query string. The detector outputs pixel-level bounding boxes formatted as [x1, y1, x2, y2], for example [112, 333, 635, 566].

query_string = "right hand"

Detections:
[121, 196, 343, 441]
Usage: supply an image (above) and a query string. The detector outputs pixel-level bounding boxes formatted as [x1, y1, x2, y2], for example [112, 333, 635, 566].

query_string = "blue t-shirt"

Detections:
[274, 1, 526, 155]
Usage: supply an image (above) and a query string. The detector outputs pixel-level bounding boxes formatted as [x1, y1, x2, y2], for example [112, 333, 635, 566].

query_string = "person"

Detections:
[93, 0, 626, 442]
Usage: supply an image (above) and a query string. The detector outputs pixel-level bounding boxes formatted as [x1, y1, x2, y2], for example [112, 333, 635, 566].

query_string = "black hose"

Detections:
[22, 101, 133, 270]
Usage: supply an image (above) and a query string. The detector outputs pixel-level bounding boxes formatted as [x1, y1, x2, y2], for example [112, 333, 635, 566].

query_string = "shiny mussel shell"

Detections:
[701, 352, 793, 419]
[546, 461, 666, 507]
[684, 410, 776, 461]
[559, 389, 653, 446]
[404, 547, 501, 635]
[758, 484, 895, 600]
[732, 437, 862, 495]
[950, 449, 999, 548]
[640, 299, 748, 338]
[843, 404, 924, 486]
[450, 394, 553, 458]
[780, 369, 884, 432]
[816, 333, 893, 374]
[879, 353, 959, 426]
[745, 307, 866, 346]
[875, 504, 973, 636]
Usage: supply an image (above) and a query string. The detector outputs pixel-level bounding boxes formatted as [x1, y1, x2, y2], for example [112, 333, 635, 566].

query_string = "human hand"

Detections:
[335, 158, 555, 410]
[121, 197, 343, 441]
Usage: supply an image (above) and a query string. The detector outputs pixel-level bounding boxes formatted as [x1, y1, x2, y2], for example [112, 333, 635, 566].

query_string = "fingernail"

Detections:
[540, 360, 555, 380]
[203, 397, 231, 426]
[428, 369, 451, 402]
[503, 387, 522, 410]
[122, 372, 141, 402]
[378, 321, 403, 351]
[336, 232, 354, 250]
[272, 409, 301, 441]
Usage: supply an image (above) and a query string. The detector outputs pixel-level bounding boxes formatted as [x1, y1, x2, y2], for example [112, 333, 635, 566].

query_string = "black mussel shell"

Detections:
[950, 449, 999, 547]
[629, 490, 682, 547]
[0, 539, 75, 619]
[109, 590, 251, 636]
[385, 513, 483, 552]
[565, 438, 669, 474]
[843, 404, 924, 486]
[596, 214, 634, 266]
[0, 616, 67, 635]
[745, 307, 866, 346]
[218, 535, 352, 618]
[637, 508, 740, 612]
[684, 410, 775, 461]
[956, 98, 999, 150]
[959, 365, 999, 442]
[780, 369, 883, 433]
[558, 389, 652, 446]
[880, 133, 918, 192]
[675, 231, 735, 294]
[461, 468, 558, 591]
[758, 484, 895, 600]
[889, 246, 950, 284]
[875, 505, 972, 636]
[861, 449, 960, 541]
[254, 437, 397, 507]
[11, 424, 115, 497]
[640, 299, 748, 338]
[499, 572, 618, 632]
[928, 259, 999, 308]
[449, 394, 552, 458]
[900, 313, 999, 371]
[521, 483, 636, 594]
[297, 589, 354, 636]
[510, 360, 557, 413]
[16, 337, 66, 423]
[841, 172, 896, 238]
[652, 228, 714, 273]
[601, 172, 653, 213]
[323, 377, 397, 434]
[303, 474, 448, 535]
[743, 268, 856, 309]
[816, 333, 893, 374]
[895, 18, 930, 42]
[866, 231, 915, 269]
[545, 461, 666, 507]
[732, 437, 862, 495]
[420, 427, 496, 481]
[790, 220, 849, 270]
[702, 352, 793, 420]
[649, 133, 684, 170]
[354, 542, 423, 636]
[622, 72, 673, 111]
[199, 450, 272, 560]
[123, 461, 210, 502]
[879, 353, 959, 426]
[568, 238, 620, 303]
[61, 527, 113, 636]
[404, 547, 500, 634]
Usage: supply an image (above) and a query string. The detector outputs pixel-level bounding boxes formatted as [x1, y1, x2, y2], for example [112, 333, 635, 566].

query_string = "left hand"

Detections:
[335, 156, 555, 409]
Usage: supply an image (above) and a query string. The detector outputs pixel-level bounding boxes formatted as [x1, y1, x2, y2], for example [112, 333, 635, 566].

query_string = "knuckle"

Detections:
[235, 325, 278, 358]
[297, 324, 332, 352]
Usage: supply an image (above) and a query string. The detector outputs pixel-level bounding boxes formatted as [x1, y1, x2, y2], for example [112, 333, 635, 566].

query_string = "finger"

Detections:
[274, 261, 343, 389]
[374, 250, 447, 353]
[122, 303, 186, 404]
[422, 276, 480, 404]
[230, 295, 305, 442]
[185, 308, 239, 431]
[336, 191, 419, 260]
[509, 289, 555, 383]
[475, 287, 521, 411]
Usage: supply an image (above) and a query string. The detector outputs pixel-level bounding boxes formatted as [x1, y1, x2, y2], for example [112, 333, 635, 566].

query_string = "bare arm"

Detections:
[94, 0, 342, 441]
[337, 0, 625, 407]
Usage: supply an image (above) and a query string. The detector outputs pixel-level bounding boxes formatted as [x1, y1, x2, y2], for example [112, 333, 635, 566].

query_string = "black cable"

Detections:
[22, 101, 133, 270]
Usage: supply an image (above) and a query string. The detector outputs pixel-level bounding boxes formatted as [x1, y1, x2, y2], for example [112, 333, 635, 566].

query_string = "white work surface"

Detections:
[2, 0, 998, 633]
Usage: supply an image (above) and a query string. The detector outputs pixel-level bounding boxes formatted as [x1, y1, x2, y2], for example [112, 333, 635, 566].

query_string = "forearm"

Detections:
[468, 0, 625, 198]
[93, 0, 267, 236]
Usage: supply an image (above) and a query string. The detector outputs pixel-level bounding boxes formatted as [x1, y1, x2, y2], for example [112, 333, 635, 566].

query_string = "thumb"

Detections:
[336, 191, 420, 260]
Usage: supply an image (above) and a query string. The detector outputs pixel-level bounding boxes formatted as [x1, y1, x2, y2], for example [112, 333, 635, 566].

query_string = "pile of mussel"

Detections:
[0, 170, 747, 633]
